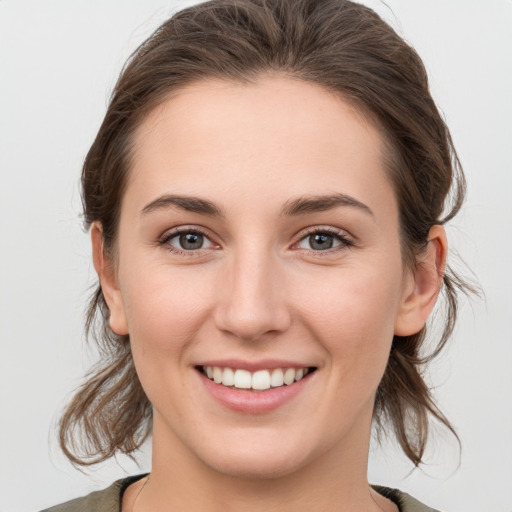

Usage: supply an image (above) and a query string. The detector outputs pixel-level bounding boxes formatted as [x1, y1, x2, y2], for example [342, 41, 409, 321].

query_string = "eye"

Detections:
[160, 228, 217, 253]
[296, 228, 353, 252]
[176, 232, 205, 250]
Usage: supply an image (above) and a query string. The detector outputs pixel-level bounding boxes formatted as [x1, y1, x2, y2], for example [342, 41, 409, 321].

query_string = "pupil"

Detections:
[310, 233, 333, 250]
[180, 233, 203, 250]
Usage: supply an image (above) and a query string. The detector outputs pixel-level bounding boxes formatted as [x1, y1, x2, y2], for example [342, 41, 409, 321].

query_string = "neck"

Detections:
[128, 410, 396, 512]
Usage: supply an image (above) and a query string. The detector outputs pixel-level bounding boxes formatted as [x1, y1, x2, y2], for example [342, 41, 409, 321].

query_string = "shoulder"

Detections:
[41, 478, 441, 512]
[39, 475, 148, 512]
[372, 485, 442, 512]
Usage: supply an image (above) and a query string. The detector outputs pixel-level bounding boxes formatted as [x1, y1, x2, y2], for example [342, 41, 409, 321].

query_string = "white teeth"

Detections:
[283, 368, 296, 385]
[252, 370, 271, 390]
[270, 368, 284, 387]
[222, 367, 234, 386]
[202, 365, 311, 390]
[233, 369, 252, 389]
[213, 366, 223, 383]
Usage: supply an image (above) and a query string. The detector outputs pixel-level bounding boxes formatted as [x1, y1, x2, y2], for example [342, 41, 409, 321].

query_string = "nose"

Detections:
[214, 247, 292, 342]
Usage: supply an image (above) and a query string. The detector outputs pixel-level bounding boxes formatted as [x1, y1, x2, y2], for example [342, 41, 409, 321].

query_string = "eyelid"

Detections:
[158, 225, 219, 255]
[293, 226, 355, 253]
[157, 224, 355, 257]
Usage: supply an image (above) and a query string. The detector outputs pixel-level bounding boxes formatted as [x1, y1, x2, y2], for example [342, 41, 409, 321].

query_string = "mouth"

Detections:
[197, 365, 317, 392]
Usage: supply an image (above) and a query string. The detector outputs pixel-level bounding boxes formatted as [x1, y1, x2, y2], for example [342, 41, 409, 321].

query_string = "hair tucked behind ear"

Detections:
[59, 0, 476, 466]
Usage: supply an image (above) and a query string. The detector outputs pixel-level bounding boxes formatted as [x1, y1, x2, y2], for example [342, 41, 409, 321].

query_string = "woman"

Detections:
[42, 0, 472, 510]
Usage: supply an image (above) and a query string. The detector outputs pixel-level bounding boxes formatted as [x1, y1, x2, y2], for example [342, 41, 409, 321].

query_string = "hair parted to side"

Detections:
[60, 0, 473, 467]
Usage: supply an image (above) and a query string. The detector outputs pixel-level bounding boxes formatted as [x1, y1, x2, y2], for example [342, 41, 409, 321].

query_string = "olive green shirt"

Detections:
[40, 474, 441, 512]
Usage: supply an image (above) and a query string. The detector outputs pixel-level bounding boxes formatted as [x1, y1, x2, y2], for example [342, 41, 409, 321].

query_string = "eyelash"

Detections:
[158, 227, 214, 257]
[158, 226, 354, 257]
[296, 226, 355, 256]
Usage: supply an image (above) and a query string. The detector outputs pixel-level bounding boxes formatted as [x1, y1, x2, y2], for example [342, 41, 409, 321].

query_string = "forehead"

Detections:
[128, 75, 395, 221]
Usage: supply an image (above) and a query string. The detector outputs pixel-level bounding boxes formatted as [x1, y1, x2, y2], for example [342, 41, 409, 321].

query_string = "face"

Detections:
[99, 76, 427, 480]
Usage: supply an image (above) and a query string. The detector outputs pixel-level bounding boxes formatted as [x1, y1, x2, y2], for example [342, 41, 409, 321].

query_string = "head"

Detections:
[60, 0, 468, 470]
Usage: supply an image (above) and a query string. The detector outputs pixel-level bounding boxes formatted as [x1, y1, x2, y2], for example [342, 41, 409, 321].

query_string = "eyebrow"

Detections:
[141, 194, 225, 217]
[280, 193, 374, 217]
[140, 192, 373, 218]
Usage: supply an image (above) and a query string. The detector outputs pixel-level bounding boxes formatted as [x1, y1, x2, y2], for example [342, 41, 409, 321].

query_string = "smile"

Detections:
[200, 366, 314, 391]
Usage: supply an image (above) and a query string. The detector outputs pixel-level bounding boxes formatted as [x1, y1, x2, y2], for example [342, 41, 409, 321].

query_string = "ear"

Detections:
[394, 225, 447, 336]
[91, 222, 128, 336]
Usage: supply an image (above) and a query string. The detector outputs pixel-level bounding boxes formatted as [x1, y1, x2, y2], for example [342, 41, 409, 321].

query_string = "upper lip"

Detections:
[196, 359, 316, 372]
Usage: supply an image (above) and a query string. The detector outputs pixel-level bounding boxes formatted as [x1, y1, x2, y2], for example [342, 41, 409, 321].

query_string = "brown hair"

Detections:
[60, 0, 472, 467]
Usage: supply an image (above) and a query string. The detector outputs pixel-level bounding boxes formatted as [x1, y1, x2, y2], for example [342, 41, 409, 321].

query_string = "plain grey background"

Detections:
[1, 1, 511, 511]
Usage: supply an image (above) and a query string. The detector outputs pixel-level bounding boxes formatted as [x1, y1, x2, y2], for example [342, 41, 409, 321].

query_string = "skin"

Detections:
[93, 75, 446, 512]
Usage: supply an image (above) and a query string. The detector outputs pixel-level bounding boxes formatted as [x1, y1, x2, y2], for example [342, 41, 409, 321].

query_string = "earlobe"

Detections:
[394, 225, 447, 336]
[91, 222, 129, 336]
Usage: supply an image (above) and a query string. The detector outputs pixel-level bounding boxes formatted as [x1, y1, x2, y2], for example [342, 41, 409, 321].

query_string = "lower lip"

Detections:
[198, 370, 313, 414]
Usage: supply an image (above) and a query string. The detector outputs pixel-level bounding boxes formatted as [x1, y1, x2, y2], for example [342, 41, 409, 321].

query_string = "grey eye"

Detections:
[296, 230, 349, 252]
[308, 233, 334, 250]
[162, 228, 217, 254]
[178, 232, 204, 250]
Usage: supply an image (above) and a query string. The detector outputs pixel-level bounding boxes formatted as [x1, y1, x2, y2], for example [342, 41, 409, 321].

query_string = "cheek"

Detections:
[293, 258, 404, 372]
[118, 264, 219, 411]
[119, 262, 216, 354]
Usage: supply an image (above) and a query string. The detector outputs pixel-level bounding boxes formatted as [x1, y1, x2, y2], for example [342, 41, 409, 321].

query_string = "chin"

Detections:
[193, 433, 317, 481]
[207, 452, 308, 481]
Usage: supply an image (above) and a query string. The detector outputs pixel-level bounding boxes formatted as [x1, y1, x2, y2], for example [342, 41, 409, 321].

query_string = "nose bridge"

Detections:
[215, 241, 290, 341]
